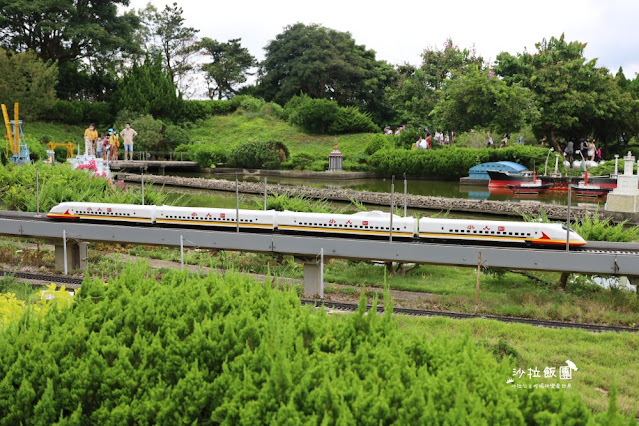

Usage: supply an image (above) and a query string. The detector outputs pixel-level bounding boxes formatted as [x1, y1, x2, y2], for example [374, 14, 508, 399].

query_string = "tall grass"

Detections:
[573, 212, 639, 242]
[0, 163, 166, 212]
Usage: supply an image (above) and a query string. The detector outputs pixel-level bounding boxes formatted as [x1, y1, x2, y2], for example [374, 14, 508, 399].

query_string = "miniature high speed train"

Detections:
[47, 202, 587, 247]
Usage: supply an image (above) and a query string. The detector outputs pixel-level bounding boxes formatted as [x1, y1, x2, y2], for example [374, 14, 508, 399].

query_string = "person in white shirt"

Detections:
[120, 123, 138, 161]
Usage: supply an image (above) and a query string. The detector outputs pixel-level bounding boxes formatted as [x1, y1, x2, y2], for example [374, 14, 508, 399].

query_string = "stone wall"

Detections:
[118, 173, 625, 222]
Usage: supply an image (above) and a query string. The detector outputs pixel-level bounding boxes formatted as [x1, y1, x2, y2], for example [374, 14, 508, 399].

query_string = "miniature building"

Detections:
[605, 152, 639, 213]
[328, 141, 343, 172]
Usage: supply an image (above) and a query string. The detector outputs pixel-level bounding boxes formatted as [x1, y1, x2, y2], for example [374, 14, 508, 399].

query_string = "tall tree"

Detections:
[495, 34, 636, 151]
[141, 2, 199, 94]
[113, 55, 183, 121]
[0, 49, 58, 120]
[259, 23, 396, 124]
[386, 39, 484, 125]
[0, 0, 140, 99]
[200, 38, 256, 100]
[430, 68, 536, 134]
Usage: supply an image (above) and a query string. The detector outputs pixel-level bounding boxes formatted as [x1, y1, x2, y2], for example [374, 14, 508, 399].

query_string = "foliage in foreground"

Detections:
[0, 163, 166, 212]
[573, 212, 639, 242]
[0, 265, 630, 424]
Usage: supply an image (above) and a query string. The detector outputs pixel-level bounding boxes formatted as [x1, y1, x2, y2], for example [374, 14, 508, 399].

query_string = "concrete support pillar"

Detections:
[55, 241, 88, 271]
[303, 261, 322, 297]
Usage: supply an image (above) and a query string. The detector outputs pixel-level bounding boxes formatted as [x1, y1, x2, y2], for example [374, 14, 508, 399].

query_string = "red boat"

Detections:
[570, 184, 613, 197]
[487, 170, 618, 191]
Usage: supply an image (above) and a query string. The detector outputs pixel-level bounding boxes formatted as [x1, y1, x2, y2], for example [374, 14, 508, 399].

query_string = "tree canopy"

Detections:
[495, 34, 637, 150]
[0, 49, 58, 120]
[0, 0, 141, 100]
[113, 56, 183, 121]
[140, 2, 200, 94]
[386, 39, 484, 125]
[259, 23, 396, 124]
[200, 38, 256, 100]
[431, 68, 536, 134]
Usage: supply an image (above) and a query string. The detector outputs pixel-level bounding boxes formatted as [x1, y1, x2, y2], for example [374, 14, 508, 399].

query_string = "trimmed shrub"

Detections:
[288, 97, 339, 134]
[45, 100, 83, 125]
[227, 140, 289, 169]
[369, 145, 548, 179]
[176, 144, 227, 167]
[230, 95, 264, 113]
[365, 134, 392, 155]
[128, 115, 164, 152]
[328, 106, 378, 134]
[163, 125, 190, 151]
[286, 153, 317, 170]
[44, 101, 114, 126]
[260, 102, 284, 119]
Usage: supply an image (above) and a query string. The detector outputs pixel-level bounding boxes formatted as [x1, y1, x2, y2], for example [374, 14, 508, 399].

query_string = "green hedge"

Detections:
[0, 264, 624, 423]
[369, 146, 549, 179]
[181, 100, 236, 122]
[44, 100, 115, 126]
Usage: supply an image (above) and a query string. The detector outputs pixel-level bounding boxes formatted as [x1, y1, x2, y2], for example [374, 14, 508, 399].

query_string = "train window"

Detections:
[491, 231, 495, 234]
[514, 232, 518, 236]
[473, 230, 477, 234]
[508, 232, 512, 235]
[527, 233, 531, 236]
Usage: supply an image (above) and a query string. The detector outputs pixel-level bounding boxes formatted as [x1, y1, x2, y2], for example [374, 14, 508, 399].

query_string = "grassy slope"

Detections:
[398, 315, 639, 416]
[187, 113, 375, 158]
[22, 122, 85, 143]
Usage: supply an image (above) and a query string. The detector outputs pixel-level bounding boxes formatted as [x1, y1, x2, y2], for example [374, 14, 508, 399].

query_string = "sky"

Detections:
[127, 0, 639, 80]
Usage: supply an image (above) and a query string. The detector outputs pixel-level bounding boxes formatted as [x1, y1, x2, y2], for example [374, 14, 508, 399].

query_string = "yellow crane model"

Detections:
[2, 102, 30, 164]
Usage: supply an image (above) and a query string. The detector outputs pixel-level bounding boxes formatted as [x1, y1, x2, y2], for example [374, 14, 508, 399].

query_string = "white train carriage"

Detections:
[276, 210, 417, 239]
[155, 206, 276, 231]
[418, 217, 586, 247]
[47, 202, 156, 223]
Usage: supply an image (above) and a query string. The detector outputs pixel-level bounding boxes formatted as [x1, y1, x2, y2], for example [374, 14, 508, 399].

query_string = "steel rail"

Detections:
[301, 300, 638, 333]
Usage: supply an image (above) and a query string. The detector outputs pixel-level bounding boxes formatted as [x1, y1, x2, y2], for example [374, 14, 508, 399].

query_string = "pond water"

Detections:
[173, 172, 602, 208]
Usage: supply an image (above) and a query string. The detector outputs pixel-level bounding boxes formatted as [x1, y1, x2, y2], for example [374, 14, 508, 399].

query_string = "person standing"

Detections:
[83, 123, 98, 156]
[108, 129, 120, 161]
[120, 123, 138, 161]
[587, 139, 596, 161]
[564, 140, 574, 164]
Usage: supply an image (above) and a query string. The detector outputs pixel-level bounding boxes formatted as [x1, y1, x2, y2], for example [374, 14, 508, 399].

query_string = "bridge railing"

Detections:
[103, 151, 196, 162]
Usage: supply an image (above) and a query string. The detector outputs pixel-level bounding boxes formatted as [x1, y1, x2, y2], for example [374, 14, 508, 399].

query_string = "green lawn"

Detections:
[23, 121, 85, 144]
[187, 114, 375, 158]
[397, 315, 639, 417]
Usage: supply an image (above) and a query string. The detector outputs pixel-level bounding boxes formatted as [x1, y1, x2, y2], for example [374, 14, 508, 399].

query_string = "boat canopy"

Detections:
[468, 162, 528, 179]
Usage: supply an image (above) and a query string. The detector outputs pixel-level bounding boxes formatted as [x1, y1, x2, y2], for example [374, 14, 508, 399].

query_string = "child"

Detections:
[96, 133, 105, 159]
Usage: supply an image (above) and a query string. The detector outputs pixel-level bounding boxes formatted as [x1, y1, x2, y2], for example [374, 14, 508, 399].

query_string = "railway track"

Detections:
[300, 299, 639, 333]
[2, 269, 636, 333]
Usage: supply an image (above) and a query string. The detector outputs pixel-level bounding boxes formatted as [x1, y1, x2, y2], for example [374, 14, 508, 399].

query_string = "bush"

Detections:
[260, 102, 284, 119]
[45, 101, 114, 126]
[0, 163, 166, 211]
[177, 144, 227, 167]
[287, 153, 317, 170]
[0, 263, 616, 423]
[365, 134, 392, 155]
[328, 106, 379, 134]
[369, 145, 548, 179]
[129, 114, 165, 152]
[227, 140, 289, 169]
[82, 102, 114, 125]
[44, 100, 84, 124]
[288, 96, 339, 134]
[163, 125, 190, 151]
[230, 95, 264, 113]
